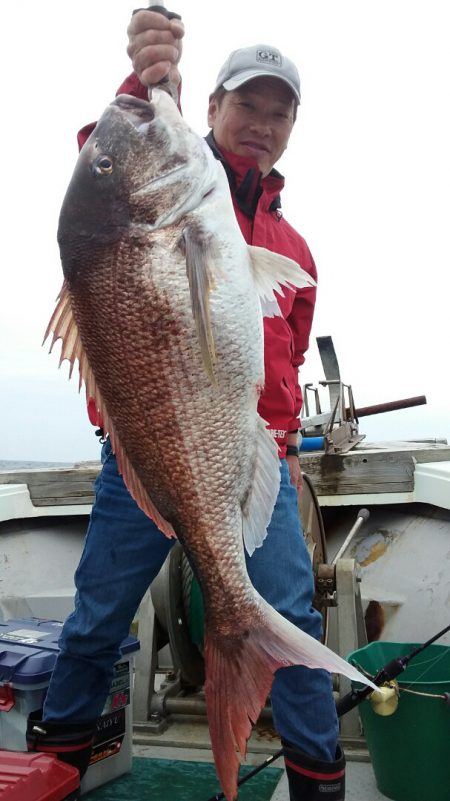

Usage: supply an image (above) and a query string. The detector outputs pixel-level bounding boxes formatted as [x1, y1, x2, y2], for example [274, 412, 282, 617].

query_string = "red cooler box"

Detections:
[0, 751, 79, 800]
[0, 618, 140, 795]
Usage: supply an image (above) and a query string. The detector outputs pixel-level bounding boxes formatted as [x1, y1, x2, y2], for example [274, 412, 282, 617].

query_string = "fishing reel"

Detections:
[369, 682, 400, 716]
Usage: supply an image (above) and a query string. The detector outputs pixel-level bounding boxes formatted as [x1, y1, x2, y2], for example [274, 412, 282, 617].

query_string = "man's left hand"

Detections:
[287, 454, 303, 492]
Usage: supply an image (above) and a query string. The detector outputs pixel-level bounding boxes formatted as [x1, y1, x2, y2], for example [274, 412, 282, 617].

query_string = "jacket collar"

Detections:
[205, 131, 284, 217]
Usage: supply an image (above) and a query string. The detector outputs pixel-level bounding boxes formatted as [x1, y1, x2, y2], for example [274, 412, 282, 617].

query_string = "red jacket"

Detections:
[83, 74, 317, 457]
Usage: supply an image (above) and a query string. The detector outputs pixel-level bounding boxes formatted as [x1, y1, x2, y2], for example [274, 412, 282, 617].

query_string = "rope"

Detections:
[401, 687, 447, 700]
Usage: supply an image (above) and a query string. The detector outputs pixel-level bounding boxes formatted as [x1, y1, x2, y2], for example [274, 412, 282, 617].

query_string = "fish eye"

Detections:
[93, 156, 114, 175]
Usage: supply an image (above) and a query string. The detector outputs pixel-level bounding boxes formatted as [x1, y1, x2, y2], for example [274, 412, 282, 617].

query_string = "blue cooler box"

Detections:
[0, 618, 140, 795]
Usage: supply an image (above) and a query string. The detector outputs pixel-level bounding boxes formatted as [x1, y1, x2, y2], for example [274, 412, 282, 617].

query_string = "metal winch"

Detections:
[300, 335, 426, 454]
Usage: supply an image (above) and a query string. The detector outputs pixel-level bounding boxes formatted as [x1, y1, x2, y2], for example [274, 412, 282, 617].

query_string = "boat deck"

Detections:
[132, 742, 389, 800]
[3, 448, 447, 801]
[131, 711, 390, 801]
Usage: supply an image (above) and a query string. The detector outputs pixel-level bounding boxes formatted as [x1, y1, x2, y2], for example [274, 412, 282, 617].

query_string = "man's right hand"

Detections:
[127, 9, 185, 90]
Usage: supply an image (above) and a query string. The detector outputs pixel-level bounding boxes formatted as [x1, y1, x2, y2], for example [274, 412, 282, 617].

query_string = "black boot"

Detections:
[282, 740, 346, 800]
[26, 710, 96, 783]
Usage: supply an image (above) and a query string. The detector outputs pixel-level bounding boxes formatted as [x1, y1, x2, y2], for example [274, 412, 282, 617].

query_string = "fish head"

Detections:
[58, 89, 221, 280]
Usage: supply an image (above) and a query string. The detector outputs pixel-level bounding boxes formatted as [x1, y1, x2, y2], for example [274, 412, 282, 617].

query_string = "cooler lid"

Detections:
[0, 618, 139, 684]
[0, 750, 79, 800]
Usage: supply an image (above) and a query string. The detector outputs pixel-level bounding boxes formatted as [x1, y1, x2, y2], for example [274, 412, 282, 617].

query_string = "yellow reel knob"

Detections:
[370, 682, 399, 716]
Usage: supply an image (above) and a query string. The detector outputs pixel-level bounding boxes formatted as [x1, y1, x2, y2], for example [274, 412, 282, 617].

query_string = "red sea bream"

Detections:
[46, 89, 374, 800]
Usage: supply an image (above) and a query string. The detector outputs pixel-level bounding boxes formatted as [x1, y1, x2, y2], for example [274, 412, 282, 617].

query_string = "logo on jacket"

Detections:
[268, 429, 287, 439]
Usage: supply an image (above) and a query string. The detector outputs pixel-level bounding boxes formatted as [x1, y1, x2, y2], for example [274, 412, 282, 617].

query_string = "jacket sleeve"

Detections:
[286, 248, 318, 430]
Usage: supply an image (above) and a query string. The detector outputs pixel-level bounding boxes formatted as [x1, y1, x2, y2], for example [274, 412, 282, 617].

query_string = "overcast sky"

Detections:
[1, 1, 449, 463]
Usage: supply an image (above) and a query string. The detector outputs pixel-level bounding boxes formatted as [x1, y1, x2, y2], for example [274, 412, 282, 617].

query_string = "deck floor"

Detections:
[133, 743, 390, 800]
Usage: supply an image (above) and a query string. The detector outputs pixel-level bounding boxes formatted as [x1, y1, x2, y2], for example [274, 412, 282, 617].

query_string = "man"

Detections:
[27, 10, 345, 801]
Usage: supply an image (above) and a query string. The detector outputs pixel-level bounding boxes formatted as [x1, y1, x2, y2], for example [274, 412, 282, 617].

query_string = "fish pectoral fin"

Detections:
[247, 245, 316, 316]
[44, 282, 176, 541]
[204, 602, 376, 801]
[241, 417, 281, 556]
[183, 224, 222, 384]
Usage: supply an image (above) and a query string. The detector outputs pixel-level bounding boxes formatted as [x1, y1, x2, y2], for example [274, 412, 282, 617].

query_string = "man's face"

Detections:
[207, 76, 296, 177]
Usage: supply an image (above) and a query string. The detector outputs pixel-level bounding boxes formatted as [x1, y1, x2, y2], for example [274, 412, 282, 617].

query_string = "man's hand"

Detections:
[286, 430, 303, 492]
[127, 9, 185, 89]
[287, 454, 303, 492]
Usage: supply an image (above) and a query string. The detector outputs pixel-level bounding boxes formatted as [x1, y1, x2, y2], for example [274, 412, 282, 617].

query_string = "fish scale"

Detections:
[46, 88, 375, 800]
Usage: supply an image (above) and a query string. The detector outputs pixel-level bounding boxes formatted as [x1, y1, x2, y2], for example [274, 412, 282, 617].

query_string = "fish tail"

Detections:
[204, 599, 375, 801]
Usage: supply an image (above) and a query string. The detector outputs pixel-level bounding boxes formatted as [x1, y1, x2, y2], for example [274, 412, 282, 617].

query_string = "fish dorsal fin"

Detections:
[183, 224, 222, 384]
[44, 282, 176, 540]
[247, 245, 316, 315]
[241, 416, 281, 556]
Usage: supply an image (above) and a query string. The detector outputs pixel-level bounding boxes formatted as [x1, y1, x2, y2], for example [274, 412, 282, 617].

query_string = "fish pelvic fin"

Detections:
[43, 282, 176, 540]
[204, 600, 376, 801]
[241, 416, 280, 556]
[247, 245, 316, 317]
[183, 224, 222, 385]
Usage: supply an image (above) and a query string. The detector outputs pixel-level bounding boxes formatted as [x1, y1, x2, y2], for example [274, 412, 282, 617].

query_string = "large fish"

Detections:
[46, 90, 373, 800]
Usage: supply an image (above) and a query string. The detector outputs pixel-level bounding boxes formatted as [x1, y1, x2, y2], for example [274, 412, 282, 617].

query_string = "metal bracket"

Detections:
[334, 559, 368, 739]
[301, 337, 365, 453]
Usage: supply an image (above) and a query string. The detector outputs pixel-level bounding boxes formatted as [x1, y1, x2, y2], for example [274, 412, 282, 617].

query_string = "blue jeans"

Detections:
[44, 440, 338, 761]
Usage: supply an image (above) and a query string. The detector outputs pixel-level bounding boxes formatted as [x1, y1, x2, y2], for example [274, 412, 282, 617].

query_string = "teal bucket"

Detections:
[347, 641, 450, 801]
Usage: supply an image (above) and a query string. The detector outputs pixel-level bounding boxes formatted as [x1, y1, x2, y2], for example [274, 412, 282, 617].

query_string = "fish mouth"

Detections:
[112, 93, 155, 125]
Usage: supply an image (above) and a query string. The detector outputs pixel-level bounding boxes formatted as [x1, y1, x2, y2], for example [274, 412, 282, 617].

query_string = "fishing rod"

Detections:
[205, 621, 450, 801]
[336, 620, 450, 716]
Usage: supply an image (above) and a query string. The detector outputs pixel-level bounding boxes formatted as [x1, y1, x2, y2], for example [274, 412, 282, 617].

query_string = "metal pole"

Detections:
[332, 508, 370, 565]
[352, 395, 427, 418]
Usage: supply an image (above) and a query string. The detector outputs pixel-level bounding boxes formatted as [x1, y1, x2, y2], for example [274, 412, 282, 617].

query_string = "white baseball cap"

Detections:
[214, 44, 301, 104]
